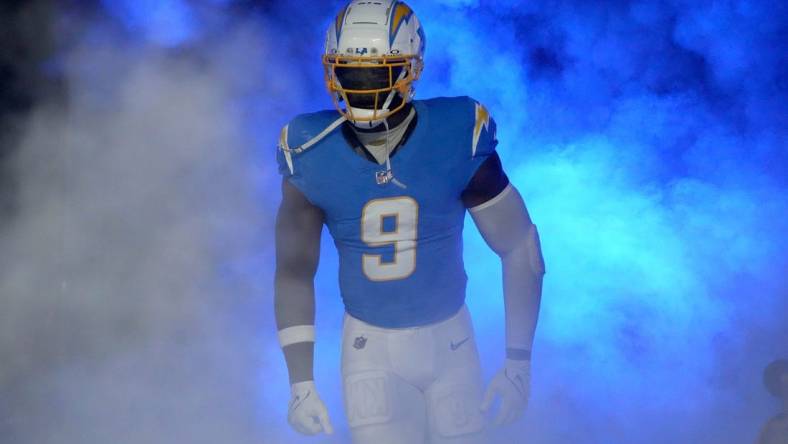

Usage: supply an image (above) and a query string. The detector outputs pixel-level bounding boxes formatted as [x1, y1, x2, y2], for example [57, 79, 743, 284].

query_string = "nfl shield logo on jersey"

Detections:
[353, 335, 368, 350]
[376, 170, 392, 185]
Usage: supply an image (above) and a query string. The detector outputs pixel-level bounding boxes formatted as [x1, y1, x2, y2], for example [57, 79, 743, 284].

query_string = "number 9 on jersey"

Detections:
[361, 197, 419, 282]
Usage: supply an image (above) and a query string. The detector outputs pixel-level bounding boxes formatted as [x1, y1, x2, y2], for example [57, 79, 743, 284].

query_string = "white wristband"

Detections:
[290, 380, 317, 394]
[278, 325, 315, 348]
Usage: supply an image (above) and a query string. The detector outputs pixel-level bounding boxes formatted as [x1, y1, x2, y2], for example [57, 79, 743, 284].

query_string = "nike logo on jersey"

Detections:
[450, 337, 470, 351]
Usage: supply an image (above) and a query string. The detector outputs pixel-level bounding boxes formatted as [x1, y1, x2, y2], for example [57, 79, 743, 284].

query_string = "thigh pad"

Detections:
[344, 370, 394, 428]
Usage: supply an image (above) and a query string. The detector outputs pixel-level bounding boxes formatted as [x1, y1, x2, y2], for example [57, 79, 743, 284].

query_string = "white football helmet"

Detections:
[324, 0, 425, 128]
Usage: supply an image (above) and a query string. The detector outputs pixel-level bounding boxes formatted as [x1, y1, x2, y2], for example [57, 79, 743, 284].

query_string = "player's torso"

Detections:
[280, 98, 485, 328]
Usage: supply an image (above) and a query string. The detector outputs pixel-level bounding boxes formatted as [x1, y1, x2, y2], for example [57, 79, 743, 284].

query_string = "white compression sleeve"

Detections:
[470, 184, 545, 357]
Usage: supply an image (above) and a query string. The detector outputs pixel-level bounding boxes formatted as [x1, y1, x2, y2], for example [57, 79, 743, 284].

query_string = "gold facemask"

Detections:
[322, 53, 423, 122]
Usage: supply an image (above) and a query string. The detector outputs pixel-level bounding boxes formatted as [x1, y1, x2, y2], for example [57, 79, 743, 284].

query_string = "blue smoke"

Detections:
[94, 0, 788, 442]
[101, 0, 199, 46]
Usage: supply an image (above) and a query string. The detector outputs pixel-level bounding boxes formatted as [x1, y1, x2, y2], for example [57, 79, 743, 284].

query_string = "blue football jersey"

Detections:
[276, 96, 498, 328]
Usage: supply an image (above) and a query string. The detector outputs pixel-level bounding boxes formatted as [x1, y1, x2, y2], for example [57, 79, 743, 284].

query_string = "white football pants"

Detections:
[341, 305, 488, 444]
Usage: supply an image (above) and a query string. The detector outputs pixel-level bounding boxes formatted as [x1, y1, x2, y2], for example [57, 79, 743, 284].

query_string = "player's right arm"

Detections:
[274, 178, 333, 435]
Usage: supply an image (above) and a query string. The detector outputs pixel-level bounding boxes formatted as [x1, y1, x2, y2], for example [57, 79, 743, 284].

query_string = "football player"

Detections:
[274, 1, 545, 443]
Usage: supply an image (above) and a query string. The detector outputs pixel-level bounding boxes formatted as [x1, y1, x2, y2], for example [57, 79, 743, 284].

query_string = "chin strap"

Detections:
[379, 117, 408, 189]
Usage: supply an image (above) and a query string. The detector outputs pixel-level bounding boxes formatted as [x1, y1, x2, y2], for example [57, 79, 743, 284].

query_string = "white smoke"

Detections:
[0, 10, 306, 444]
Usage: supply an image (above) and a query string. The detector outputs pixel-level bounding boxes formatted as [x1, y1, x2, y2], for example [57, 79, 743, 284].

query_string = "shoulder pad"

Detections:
[276, 110, 342, 177]
[287, 110, 341, 148]
[415, 96, 497, 159]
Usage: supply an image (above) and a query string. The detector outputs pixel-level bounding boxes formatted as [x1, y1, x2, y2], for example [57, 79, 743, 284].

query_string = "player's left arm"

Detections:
[462, 152, 546, 426]
[463, 154, 545, 360]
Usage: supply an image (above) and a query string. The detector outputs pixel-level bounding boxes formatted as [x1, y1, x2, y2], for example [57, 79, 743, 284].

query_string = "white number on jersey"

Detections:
[360, 197, 419, 282]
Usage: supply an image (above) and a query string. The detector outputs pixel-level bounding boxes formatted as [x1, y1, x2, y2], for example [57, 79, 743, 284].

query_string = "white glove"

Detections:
[480, 359, 531, 427]
[287, 381, 334, 435]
